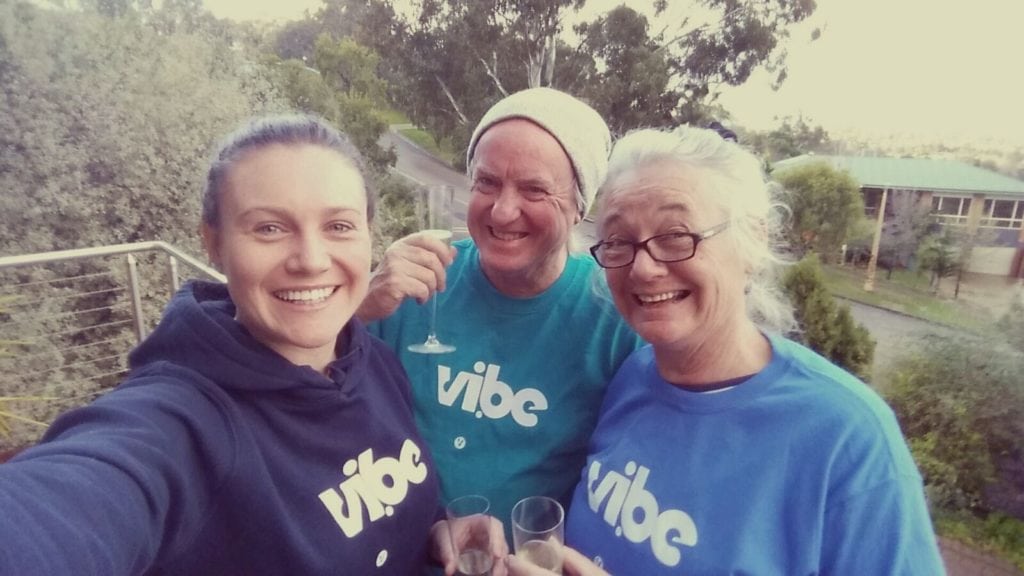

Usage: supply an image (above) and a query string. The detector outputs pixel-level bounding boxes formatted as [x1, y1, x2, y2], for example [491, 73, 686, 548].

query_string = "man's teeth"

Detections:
[637, 291, 684, 304]
[276, 287, 334, 302]
[492, 230, 527, 241]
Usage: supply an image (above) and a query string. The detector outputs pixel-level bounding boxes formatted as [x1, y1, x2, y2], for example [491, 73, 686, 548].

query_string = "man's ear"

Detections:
[200, 223, 222, 270]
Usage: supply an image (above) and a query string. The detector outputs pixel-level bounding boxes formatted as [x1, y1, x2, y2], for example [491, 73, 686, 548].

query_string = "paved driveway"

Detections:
[840, 298, 958, 380]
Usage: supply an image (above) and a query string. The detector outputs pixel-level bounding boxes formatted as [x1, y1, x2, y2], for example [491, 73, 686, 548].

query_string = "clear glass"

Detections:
[408, 184, 457, 354]
[446, 495, 493, 576]
[511, 496, 564, 574]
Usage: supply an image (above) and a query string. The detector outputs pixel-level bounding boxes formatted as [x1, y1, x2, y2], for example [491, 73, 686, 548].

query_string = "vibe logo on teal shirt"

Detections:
[436, 361, 548, 427]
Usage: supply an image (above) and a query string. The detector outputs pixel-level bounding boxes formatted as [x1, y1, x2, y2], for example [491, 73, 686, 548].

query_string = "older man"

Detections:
[360, 88, 642, 531]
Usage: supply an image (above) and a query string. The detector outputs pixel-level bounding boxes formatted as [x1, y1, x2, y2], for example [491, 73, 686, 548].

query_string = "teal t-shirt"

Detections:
[370, 238, 642, 531]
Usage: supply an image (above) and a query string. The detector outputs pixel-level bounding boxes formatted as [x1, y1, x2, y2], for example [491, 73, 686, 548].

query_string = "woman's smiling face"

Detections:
[598, 159, 749, 352]
[201, 143, 371, 371]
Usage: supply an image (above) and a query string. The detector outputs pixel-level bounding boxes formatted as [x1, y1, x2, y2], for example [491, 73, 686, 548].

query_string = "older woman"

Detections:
[507, 126, 945, 575]
[0, 115, 440, 575]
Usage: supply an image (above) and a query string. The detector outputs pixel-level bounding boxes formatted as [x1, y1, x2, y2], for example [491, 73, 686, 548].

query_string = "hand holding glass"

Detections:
[511, 496, 564, 574]
[408, 184, 456, 354]
[447, 495, 494, 576]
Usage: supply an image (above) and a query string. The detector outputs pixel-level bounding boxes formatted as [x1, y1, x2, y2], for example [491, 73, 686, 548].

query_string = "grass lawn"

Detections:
[398, 127, 460, 167]
[378, 107, 410, 125]
[821, 264, 996, 333]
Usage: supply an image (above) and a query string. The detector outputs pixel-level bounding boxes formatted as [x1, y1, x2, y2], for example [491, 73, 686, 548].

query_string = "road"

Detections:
[839, 298, 956, 378]
[383, 127, 945, 377]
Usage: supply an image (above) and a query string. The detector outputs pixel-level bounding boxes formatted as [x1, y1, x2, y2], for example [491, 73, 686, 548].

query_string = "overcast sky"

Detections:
[203, 0, 1024, 148]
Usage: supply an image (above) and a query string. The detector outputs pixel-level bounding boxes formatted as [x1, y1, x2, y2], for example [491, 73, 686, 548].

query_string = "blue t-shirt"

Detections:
[370, 238, 642, 529]
[566, 334, 946, 575]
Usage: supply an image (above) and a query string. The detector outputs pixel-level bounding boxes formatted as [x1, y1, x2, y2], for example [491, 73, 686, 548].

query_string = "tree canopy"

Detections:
[296, 0, 818, 154]
[0, 0, 282, 256]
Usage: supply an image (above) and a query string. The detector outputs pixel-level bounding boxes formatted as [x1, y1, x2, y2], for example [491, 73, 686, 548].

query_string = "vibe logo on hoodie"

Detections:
[586, 459, 698, 567]
[436, 362, 548, 427]
[318, 439, 429, 538]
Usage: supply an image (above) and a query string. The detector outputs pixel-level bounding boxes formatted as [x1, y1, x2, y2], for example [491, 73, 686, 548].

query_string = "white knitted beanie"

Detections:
[466, 87, 611, 219]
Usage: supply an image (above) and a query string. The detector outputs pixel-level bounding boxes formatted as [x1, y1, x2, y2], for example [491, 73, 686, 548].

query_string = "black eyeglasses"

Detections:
[589, 221, 730, 269]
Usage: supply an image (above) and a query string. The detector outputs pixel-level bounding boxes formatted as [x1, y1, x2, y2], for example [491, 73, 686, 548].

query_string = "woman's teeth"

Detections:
[636, 290, 689, 305]
[275, 287, 335, 303]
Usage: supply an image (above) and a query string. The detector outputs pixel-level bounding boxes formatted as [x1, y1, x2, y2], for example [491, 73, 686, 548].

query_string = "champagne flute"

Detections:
[408, 184, 457, 354]
[447, 495, 494, 576]
[511, 496, 564, 574]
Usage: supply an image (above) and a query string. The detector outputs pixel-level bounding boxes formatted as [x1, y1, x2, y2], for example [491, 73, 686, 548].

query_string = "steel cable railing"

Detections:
[0, 241, 224, 450]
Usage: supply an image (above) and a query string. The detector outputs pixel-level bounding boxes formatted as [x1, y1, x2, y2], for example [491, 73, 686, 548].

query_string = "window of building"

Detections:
[980, 198, 1024, 229]
[931, 195, 972, 226]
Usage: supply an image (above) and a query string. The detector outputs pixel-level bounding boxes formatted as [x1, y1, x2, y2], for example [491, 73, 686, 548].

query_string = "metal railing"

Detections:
[0, 242, 223, 449]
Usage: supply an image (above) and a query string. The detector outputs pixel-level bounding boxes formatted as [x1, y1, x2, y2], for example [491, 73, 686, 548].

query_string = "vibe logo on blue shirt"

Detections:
[318, 439, 429, 538]
[587, 459, 698, 567]
[437, 361, 548, 427]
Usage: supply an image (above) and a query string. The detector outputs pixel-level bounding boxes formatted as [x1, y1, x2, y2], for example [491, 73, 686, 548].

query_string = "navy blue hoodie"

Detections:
[0, 281, 439, 575]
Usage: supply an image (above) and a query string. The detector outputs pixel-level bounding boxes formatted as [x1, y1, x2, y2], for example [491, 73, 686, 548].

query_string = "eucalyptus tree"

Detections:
[313, 0, 817, 153]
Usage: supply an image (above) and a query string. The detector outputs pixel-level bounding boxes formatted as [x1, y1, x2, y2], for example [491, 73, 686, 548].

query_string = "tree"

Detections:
[315, 0, 816, 152]
[916, 229, 961, 293]
[265, 35, 397, 172]
[315, 0, 407, 63]
[658, 0, 817, 124]
[572, 6, 678, 135]
[775, 162, 865, 263]
[0, 0, 281, 257]
[409, 0, 584, 90]
[781, 254, 875, 381]
[747, 116, 833, 162]
[273, 17, 322, 62]
[314, 35, 388, 103]
[878, 189, 936, 276]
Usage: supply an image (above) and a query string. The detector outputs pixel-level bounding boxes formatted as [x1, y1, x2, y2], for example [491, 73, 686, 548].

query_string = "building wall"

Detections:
[967, 246, 1016, 275]
[858, 186, 1024, 276]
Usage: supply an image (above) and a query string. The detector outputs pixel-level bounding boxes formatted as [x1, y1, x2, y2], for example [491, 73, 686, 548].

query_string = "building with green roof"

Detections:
[774, 155, 1024, 277]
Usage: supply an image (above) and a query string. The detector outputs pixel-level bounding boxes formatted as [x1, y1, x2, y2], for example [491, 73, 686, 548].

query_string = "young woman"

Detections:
[0, 115, 439, 575]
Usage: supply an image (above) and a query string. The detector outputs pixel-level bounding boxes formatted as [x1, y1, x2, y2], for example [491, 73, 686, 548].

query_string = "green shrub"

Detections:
[935, 511, 1024, 571]
[782, 254, 875, 380]
[370, 173, 417, 264]
[997, 292, 1024, 353]
[774, 162, 864, 263]
[883, 336, 1024, 517]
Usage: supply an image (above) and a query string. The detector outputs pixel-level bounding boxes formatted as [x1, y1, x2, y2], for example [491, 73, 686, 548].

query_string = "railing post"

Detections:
[167, 254, 181, 295]
[126, 254, 147, 343]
